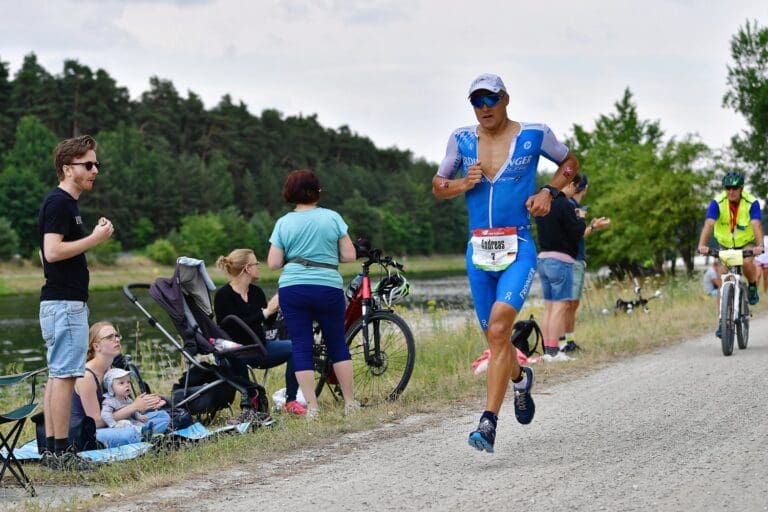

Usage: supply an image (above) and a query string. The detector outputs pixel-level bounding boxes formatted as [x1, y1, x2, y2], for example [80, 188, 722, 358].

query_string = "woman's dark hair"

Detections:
[282, 169, 321, 205]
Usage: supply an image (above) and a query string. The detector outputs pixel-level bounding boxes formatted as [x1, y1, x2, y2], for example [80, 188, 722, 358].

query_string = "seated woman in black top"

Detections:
[214, 249, 306, 417]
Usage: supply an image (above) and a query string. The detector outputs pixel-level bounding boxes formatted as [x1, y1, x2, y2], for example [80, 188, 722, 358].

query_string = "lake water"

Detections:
[0, 274, 527, 373]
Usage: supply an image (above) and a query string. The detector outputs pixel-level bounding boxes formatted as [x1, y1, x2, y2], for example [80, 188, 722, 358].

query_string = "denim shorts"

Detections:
[39, 300, 90, 378]
[571, 260, 586, 300]
[537, 258, 575, 302]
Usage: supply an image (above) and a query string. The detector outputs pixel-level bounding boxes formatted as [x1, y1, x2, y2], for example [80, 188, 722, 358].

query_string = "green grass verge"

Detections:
[0, 254, 468, 296]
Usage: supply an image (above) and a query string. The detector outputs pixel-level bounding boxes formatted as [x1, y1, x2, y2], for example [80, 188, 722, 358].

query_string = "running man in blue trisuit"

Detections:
[432, 73, 579, 453]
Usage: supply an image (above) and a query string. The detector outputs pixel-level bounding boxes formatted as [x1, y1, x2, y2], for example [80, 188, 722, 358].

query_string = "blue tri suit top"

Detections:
[437, 122, 570, 329]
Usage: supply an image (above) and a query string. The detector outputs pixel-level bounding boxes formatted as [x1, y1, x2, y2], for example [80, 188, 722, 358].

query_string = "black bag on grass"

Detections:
[511, 315, 543, 357]
[32, 412, 101, 453]
[171, 362, 237, 416]
[167, 407, 194, 430]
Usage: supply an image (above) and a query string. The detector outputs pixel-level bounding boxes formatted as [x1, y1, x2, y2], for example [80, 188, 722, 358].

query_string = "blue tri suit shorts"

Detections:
[465, 233, 537, 331]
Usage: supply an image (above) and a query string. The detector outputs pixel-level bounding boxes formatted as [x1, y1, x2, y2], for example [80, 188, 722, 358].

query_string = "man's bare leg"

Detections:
[484, 302, 519, 413]
[543, 300, 570, 354]
[48, 377, 75, 442]
[469, 302, 536, 453]
[44, 379, 53, 438]
[565, 300, 579, 333]
[743, 257, 758, 284]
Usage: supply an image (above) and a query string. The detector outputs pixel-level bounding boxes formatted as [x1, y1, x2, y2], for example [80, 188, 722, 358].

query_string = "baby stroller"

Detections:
[123, 257, 272, 426]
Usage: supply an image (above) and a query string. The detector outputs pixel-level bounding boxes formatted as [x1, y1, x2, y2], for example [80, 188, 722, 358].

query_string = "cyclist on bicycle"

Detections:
[432, 73, 579, 453]
[697, 171, 764, 319]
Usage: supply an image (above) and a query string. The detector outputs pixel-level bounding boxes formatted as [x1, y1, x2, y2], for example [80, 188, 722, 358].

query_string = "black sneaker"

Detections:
[560, 341, 581, 353]
[468, 417, 496, 453]
[252, 411, 276, 428]
[228, 408, 276, 427]
[749, 284, 759, 305]
[40, 451, 93, 471]
[513, 367, 535, 425]
[140, 422, 155, 442]
[544, 345, 560, 357]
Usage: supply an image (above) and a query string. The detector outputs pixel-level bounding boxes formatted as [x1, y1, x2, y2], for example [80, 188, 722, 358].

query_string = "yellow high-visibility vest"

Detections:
[713, 190, 758, 248]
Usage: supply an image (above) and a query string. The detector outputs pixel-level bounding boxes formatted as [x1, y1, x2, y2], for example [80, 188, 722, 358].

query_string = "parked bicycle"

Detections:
[709, 248, 752, 356]
[313, 246, 416, 405]
[615, 277, 662, 313]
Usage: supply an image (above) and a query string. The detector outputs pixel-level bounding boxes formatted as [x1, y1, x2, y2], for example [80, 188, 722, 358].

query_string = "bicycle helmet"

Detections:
[374, 273, 410, 306]
[722, 171, 745, 188]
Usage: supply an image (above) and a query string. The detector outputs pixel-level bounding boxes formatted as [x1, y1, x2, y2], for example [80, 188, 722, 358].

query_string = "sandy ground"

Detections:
[8, 315, 768, 511]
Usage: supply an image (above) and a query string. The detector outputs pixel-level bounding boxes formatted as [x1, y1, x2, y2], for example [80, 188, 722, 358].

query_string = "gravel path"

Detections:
[92, 315, 768, 511]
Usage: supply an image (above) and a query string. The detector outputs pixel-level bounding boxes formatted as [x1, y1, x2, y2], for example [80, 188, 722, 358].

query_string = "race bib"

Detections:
[471, 227, 518, 271]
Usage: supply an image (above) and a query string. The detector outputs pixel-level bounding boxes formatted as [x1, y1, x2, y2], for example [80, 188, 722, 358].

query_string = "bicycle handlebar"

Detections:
[360, 247, 404, 271]
[708, 248, 754, 259]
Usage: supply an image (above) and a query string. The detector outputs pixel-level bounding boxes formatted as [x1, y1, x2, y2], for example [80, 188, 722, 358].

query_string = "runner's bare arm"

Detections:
[432, 163, 483, 199]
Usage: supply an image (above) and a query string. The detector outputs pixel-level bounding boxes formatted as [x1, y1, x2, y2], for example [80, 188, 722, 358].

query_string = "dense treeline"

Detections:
[0, 53, 468, 261]
[0, 20, 765, 275]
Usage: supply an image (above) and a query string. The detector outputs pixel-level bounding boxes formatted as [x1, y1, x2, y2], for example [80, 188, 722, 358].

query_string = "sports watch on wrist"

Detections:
[540, 185, 558, 197]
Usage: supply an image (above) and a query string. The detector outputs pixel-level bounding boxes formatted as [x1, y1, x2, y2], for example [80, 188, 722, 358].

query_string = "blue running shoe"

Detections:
[749, 284, 759, 306]
[513, 367, 535, 425]
[468, 417, 496, 453]
[715, 325, 721, 338]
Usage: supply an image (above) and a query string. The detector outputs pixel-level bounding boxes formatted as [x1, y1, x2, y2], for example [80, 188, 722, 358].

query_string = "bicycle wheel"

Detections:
[720, 282, 735, 356]
[349, 311, 415, 404]
[737, 283, 749, 350]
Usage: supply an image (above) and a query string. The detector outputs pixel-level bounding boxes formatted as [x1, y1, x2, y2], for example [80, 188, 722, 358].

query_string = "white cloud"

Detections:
[1, 0, 766, 161]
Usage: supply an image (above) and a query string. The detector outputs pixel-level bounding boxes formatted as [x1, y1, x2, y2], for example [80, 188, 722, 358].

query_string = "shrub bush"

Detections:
[0, 217, 20, 261]
[132, 217, 156, 248]
[176, 213, 227, 264]
[89, 239, 122, 265]
[145, 238, 177, 266]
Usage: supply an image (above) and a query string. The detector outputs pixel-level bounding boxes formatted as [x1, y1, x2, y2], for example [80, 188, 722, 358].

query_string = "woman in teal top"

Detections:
[267, 169, 358, 418]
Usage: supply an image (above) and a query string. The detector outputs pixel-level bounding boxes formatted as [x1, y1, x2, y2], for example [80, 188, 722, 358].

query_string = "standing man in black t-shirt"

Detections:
[38, 135, 114, 462]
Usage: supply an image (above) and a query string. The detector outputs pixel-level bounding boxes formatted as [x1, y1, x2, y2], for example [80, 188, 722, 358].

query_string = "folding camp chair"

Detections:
[0, 367, 47, 496]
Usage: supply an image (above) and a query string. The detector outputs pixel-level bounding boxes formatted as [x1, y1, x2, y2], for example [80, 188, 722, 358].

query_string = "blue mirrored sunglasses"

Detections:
[470, 93, 503, 109]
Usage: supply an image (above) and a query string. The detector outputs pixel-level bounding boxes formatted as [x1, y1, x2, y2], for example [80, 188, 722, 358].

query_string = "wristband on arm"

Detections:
[540, 185, 558, 197]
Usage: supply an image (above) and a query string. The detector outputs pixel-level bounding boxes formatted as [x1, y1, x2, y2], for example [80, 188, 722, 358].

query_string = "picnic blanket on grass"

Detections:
[2, 439, 152, 463]
[3, 421, 252, 463]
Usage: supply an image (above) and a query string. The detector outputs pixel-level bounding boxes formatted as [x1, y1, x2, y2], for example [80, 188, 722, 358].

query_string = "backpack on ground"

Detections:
[171, 362, 237, 417]
[32, 412, 101, 453]
[511, 315, 542, 357]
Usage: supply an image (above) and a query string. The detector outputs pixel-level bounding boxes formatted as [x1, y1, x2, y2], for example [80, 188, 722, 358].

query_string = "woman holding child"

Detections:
[70, 321, 170, 447]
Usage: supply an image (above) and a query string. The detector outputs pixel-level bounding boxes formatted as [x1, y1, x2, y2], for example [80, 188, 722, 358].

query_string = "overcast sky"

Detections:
[2, 0, 766, 164]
